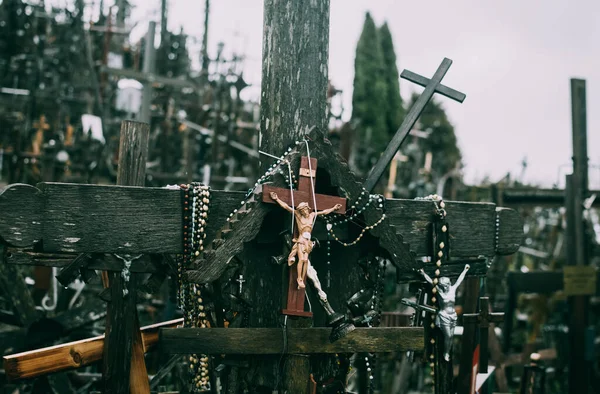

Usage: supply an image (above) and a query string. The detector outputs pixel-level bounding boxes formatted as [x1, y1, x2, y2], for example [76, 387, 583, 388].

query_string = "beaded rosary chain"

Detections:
[415, 194, 448, 387]
[174, 182, 212, 392]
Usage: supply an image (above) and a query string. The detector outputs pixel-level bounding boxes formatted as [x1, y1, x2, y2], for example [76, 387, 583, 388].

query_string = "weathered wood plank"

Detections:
[497, 187, 600, 208]
[0, 184, 520, 257]
[4, 319, 181, 380]
[496, 207, 523, 255]
[0, 184, 42, 247]
[6, 250, 160, 272]
[159, 327, 424, 354]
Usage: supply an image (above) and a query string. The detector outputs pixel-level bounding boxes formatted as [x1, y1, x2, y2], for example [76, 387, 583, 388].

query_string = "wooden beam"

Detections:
[159, 327, 424, 355]
[99, 66, 199, 90]
[498, 187, 600, 208]
[0, 184, 521, 258]
[4, 319, 181, 380]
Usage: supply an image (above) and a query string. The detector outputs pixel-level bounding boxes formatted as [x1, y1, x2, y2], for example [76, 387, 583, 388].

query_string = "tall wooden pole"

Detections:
[102, 120, 150, 393]
[200, 0, 210, 83]
[255, 1, 330, 391]
[566, 78, 591, 394]
[140, 22, 156, 124]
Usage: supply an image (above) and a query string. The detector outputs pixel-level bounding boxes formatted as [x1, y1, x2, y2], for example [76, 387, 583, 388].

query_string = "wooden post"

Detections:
[140, 22, 156, 124]
[566, 78, 591, 394]
[456, 277, 480, 394]
[102, 120, 150, 393]
[258, 0, 330, 390]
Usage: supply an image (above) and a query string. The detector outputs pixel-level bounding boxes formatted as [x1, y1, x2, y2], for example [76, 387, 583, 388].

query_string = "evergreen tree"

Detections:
[351, 12, 387, 170]
[408, 93, 462, 177]
[378, 22, 404, 138]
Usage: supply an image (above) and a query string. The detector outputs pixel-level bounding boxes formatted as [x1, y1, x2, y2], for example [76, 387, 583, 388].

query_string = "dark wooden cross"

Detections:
[363, 58, 466, 192]
[262, 156, 347, 317]
[463, 296, 504, 373]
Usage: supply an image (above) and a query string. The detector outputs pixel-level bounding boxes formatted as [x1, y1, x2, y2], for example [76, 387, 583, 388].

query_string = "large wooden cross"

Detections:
[262, 156, 346, 317]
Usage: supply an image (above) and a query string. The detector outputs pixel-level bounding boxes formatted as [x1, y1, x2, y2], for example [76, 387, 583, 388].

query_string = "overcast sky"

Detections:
[129, 0, 600, 189]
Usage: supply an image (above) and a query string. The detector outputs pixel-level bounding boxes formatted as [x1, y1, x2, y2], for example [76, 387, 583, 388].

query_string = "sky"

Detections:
[126, 0, 600, 189]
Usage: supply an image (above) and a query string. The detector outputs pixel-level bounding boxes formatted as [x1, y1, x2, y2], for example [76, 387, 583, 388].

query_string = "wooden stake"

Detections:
[4, 319, 181, 380]
[102, 120, 150, 394]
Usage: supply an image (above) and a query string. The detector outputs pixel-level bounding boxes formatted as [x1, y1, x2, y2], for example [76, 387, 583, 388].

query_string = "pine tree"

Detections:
[408, 93, 462, 177]
[351, 12, 387, 170]
[378, 22, 404, 138]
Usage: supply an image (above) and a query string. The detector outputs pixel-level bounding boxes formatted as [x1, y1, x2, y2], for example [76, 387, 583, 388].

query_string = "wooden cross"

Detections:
[32, 115, 50, 155]
[363, 58, 466, 192]
[463, 296, 504, 373]
[262, 156, 346, 317]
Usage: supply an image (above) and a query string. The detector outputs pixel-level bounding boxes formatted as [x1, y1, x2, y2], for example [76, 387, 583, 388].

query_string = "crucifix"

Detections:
[262, 156, 346, 317]
[463, 296, 504, 373]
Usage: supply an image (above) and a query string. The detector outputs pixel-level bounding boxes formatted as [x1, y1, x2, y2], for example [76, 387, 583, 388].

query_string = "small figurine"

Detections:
[418, 264, 470, 361]
[270, 191, 341, 289]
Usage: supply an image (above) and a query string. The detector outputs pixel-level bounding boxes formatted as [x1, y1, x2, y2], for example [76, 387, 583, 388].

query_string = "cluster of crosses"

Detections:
[0, 2, 523, 394]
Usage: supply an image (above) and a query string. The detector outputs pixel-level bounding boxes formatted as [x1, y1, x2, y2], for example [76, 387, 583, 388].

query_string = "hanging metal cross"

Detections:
[236, 274, 245, 295]
[463, 296, 505, 373]
[363, 57, 466, 192]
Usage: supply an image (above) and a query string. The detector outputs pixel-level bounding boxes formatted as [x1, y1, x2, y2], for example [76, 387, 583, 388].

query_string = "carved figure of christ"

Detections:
[270, 191, 341, 288]
[262, 156, 346, 317]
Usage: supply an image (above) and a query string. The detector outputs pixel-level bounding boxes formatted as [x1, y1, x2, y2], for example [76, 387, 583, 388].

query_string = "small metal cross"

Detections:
[236, 274, 246, 295]
[463, 297, 504, 373]
[113, 254, 143, 297]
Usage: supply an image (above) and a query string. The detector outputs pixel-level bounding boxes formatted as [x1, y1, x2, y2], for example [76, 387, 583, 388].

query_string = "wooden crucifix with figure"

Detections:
[262, 156, 346, 317]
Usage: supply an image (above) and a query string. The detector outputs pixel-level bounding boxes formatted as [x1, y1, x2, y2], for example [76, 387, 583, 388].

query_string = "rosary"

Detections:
[176, 182, 212, 392]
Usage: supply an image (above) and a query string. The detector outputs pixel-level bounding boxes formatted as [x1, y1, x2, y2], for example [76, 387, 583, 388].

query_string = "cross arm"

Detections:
[261, 185, 347, 212]
[400, 69, 466, 103]
[0, 183, 521, 275]
[99, 66, 199, 90]
[159, 327, 423, 355]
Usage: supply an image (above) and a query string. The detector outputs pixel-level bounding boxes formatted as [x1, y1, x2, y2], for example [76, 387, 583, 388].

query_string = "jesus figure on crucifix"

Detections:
[270, 191, 341, 289]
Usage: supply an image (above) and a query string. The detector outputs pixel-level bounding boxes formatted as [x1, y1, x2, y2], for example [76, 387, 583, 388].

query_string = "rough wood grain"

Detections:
[184, 186, 272, 284]
[312, 140, 417, 273]
[496, 207, 523, 255]
[102, 120, 150, 394]
[6, 250, 159, 272]
[0, 184, 42, 247]
[0, 185, 522, 259]
[159, 327, 424, 354]
[4, 319, 181, 380]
